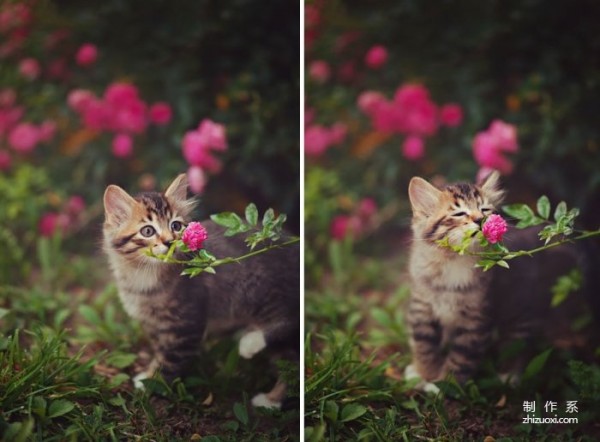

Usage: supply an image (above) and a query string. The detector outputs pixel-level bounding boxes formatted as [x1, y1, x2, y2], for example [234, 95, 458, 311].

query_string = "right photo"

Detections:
[304, 1, 600, 440]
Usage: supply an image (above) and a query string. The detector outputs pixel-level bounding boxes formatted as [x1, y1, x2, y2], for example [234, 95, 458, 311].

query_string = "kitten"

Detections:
[102, 173, 299, 409]
[404, 171, 596, 391]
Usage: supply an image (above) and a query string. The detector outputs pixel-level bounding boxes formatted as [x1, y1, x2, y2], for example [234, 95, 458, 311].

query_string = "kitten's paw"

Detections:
[251, 393, 282, 410]
[239, 330, 267, 359]
[132, 371, 150, 390]
[404, 364, 440, 395]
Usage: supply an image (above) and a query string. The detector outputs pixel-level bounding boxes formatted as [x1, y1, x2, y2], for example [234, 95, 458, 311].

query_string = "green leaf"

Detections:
[340, 403, 367, 422]
[233, 402, 249, 426]
[523, 348, 553, 380]
[245, 203, 258, 226]
[211, 212, 243, 229]
[31, 396, 47, 418]
[496, 260, 510, 269]
[502, 203, 535, 221]
[47, 399, 75, 418]
[108, 394, 127, 407]
[536, 195, 551, 219]
[554, 201, 567, 222]
[108, 373, 130, 388]
[323, 400, 339, 422]
[78, 305, 102, 326]
[105, 352, 137, 369]
[262, 208, 275, 226]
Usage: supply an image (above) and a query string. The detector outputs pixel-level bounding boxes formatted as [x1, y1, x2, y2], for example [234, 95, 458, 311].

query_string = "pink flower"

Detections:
[182, 131, 221, 172]
[330, 215, 361, 240]
[8, 122, 39, 153]
[187, 166, 207, 194]
[304, 124, 331, 157]
[482, 214, 508, 244]
[18, 58, 40, 80]
[402, 135, 425, 161]
[112, 133, 133, 158]
[394, 84, 431, 108]
[329, 122, 348, 145]
[197, 119, 227, 151]
[110, 98, 147, 134]
[66, 195, 86, 216]
[357, 198, 377, 219]
[472, 125, 517, 174]
[357, 91, 386, 115]
[0, 88, 16, 107]
[75, 43, 98, 67]
[488, 119, 518, 152]
[309, 60, 331, 83]
[365, 45, 388, 69]
[82, 98, 109, 131]
[0, 106, 24, 137]
[38, 212, 69, 237]
[0, 150, 11, 170]
[67, 89, 95, 112]
[440, 103, 463, 127]
[182, 221, 208, 251]
[38, 120, 57, 143]
[149, 102, 172, 125]
[104, 82, 139, 107]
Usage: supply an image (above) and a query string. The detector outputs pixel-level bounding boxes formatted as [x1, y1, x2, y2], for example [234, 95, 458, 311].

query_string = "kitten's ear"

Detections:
[408, 177, 442, 217]
[165, 173, 196, 217]
[104, 185, 136, 226]
[165, 173, 189, 203]
[479, 170, 505, 206]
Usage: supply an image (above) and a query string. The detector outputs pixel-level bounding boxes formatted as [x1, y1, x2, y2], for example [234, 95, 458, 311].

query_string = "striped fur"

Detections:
[102, 174, 299, 408]
[406, 172, 595, 385]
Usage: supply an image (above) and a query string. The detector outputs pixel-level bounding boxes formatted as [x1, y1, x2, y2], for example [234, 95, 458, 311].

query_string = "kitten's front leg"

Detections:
[134, 323, 202, 388]
[441, 318, 491, 384]
[406, 297, 444, 383]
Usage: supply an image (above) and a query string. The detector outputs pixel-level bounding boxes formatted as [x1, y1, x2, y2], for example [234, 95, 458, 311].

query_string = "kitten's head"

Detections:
[408, 171, 505, 249]
[103, 173, 196, 263]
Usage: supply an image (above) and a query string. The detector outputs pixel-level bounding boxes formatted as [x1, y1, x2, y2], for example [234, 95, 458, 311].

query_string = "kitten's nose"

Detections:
[472, 216, 484, 225]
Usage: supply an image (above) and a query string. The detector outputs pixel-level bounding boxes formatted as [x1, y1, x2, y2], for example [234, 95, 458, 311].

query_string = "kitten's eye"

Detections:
[140, 225, 156, 237]
[171, 221, 183, 232]
[452, 211, 467, 217]
[481, 207, 493, 213]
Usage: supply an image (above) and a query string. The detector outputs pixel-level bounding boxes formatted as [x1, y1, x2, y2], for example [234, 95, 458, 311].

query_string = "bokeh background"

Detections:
[305, 0, 600, 439]
[0, 1, 299, 439]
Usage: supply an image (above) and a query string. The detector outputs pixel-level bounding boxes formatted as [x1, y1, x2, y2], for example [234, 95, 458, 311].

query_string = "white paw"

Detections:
[133, 371, 150, 390]
[404, 364, 440, 394]
[239, 330, 267, 359]
[251, 393, 282, 410]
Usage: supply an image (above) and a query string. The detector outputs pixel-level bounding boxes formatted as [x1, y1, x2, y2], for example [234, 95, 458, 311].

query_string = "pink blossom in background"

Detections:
[357, 91, 386, 115]
[182, 221, 208, 251]
[0, 106, 24, 137]
[357, 198, 377, 219]
[330, 215, 360, 240]
[329, 122, 348, 145]
[402, 97, 438, 136]
[472, 120, 519, 174]
[0, 88, 16, 107]
[402, 135, 425, 161]
[66, 195, 86, 215]
[182, 131, 221, 173]
[304, 124, 331, 157]
[38, 120, 56, 143]
[488, 119, 518, 152]
[337, 61, 357, 83]
[82, 98, 109, 131]
[104, 82, 139, 107]
[197, 119, 227, 151]
[0, 150, 11, 170]
[149, 102, 172, 125]
[38, 212, 69, 237]
[0, 4, 31, 33]
[18, 57, 40, 80]
[371, 100, 403, 133]
[305, 5, 320, 28]
[440, 103, 463, 127]
[482, 214, 508, 244]
[364, 45, 388, 69]
[394, 84, 431, 108]
[75, 43, 98, 67]
[110, 98, 147, 134]
[8, 122, 39, 153]
[187, 166, 207, 194]
[309, 60, 331, 83]
[111, 133, 133, 158]
[305, 107, 315, 127]
[47, 58, 69, 80]
[67, 89, 95, 112]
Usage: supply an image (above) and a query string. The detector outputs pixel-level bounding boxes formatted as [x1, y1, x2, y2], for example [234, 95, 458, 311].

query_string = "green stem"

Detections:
[210, 237, 300, 267]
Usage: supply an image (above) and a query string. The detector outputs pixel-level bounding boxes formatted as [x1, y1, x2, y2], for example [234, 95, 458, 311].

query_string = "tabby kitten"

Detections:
[102, 174, 299, 409]
[405, 171, 595, 390]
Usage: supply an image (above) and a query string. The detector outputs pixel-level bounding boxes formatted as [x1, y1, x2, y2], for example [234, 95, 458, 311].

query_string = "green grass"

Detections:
[0, 237, 299, 441]
[305, 236, 600, 441]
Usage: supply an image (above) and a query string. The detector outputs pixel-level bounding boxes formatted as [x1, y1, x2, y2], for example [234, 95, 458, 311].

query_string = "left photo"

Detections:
[0, 1, 300, 440]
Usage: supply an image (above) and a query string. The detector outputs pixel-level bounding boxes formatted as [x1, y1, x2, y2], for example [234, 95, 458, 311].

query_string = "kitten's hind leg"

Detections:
[239, 329, 267, 359]
[251, 378, 287, 409]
